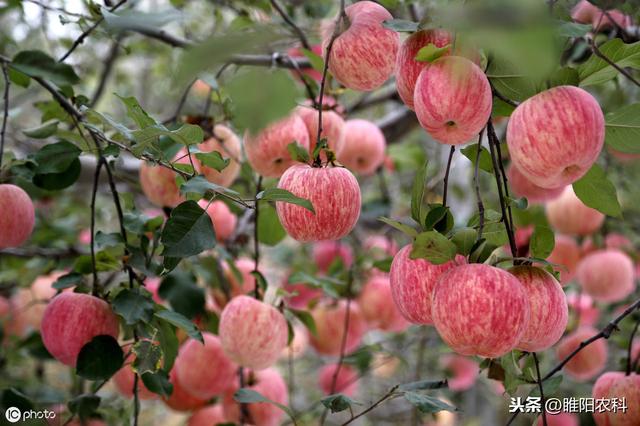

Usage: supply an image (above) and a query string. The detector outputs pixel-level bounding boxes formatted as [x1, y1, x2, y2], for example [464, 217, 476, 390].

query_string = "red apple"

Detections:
[222, 368, 288, 426]
[571, 0, 600, 24]
[313, 240, 354, 272]
[282, 278, 323, 310]
[442, 354, 479, 392]
[604, 233, 633, 251]
[431, 264, 530, 358]
[592, 371, 625, 426]
[187, 404, 228, 426]
[163, 368, 207, 411]
[280, 324, 309, 360]
[144, 277, 163, 304]
[276, 164, 361, 242]
[593, 9, 632, 31]
[592, 371, 640, 426]
[0, 184, 35, 249]
[174, 333, 237, 399]
[244, 114, 310, 178]
[219, 295, 288, 370]
[9, 271, 62, 336]
[396, 29, 452, 110]
[194, 125, 242, 187]
[389, 245, 464, 325]
[213, 257, 258, 308]
[318, 363, 358, 396]
[363, 235, 398, 258]
[337, 119, 386, 176]
[536, 412, 579, 426]
[556, 326, 607, 381]
[296, 101, 345, 159]
[41, 292, 119, 366]
[577, 249, 636, 302]
[198, 200, 237, 242]
[509, 266, 568, 352]
[546, 186, 605, 236]
[139, 151, 189, 208]
[357, 274, 409, 332]
[322, 1, 399, 91]
[310, 299, 367, 356]
[507, 86, 604, 188]
[507, 164, 564, 204]
[414, 56, 492, 145]
[546, 234, 581, 285]
[112, 360, 158, 400]
[287, 44, 324, 82]
[566, 292, 600, 327]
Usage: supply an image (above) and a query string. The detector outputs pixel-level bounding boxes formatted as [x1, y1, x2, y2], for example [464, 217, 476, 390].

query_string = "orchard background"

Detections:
[1, 0, 640, 425]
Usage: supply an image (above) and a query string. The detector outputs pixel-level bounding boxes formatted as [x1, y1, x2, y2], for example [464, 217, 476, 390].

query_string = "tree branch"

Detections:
[340, 385, 400, 426]
[533, 352, 547, 426]
[588, 36, 640, 88]
[442, 146, 455, 207]
[269, 0, 310, 49]
[90, 37, 122, 107]
[474, 129, 486, 237]
[0, 62, 9, 170]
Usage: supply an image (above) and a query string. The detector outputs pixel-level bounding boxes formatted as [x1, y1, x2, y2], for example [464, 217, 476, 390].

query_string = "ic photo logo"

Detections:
[5, 407, 21, 423]
[4, 406, 57, 423]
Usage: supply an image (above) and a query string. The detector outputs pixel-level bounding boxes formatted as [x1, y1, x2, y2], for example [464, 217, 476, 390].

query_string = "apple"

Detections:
[414, 56, 492, 145]
[363, 235, 398, 258]
[222, 368, 288, 426]
[396, 29, 452, 110]
[442, 354, 478, 392]
[139, 150, 189, 208]
[112, 357, 158, 400]
[163, 368, 207, 411]
[287, 44, 324, 82]
[357, 274, 409, 332]
[423, 399, 457, 426]
[198, 200, 237, 242]
[78, 228, 91, 245]
[337, 119, 386, 176]
[556, 326, 607, 381]
[604, 233, 633, 251]
[313, 240, 354, 273]
[318, 363, 358, 396]
[592, 371, 625, 426]
[219, 295, 288, 370]
[431, 264, 530, 358]
[322, 1, 399, 91]
[0, 184, 35, 249]
[592, 371, 640, 426]
[244, 113, 310, 178]
[187, 404, 228, 426]
[174, 332, 237, 399]
[571, 0, 600, 24]
[296, 100, 345, 159]
[535, 412, 579, 426]
[194, 125, 241, 187]
[577, 249, 636, 302]
[41, 292, 119, 366]
[546, 186, 605, 236]
[546, 234, 581, 285]
[282, 278, 323, 310]
[213, 257, 258, 308]
[507, 86, 604, 188]
[506, 164, 564, 204]
[593, 9, 632, 31]
[276, 164, 361, 242]
[566, 292, 600, 327]
[371, 353, 400, 378]
[280, 324, 309, 359]
[9, 271, 62, 336]
[144, 277, 163, 304]
[310, 299, 367, 356]
[389, 245, 464, 324]
[509, 266, 568, 352]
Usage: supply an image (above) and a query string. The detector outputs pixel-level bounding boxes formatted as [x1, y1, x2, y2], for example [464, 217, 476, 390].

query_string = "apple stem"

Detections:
[442, 146, 456, 208]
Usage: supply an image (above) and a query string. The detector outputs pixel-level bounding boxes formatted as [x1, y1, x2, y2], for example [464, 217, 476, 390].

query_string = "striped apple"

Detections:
[556, 326, 608, 381]
[592, 372, 640, 426]
[431, 264, 530, 358]
[337, 119, 386, 176]
[139, 150, 189, 208]
[506, 86, 604, 188]
[507, 164, 564, 204]
[296, 100, 345, 158]
[357, 274, 409, 332]
[276, 164, 361, 242]
[0, 184, 35, 249]
[194, 124, 241, 187]
[546, 186, 605, 236]
[546, 234, 581, 285]
[577, 249, 636, 302]
[198, 200, 237, 242]
[318, 363, 359, 396]
[310, 299, 367, 356]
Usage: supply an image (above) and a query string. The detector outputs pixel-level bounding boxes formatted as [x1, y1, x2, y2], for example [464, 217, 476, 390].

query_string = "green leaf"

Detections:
[547, 67, 579, 88]
[403, 392, 457, 414]
[234, 388, 296, 419]
[411, 160, 429, 226]
[287, 141, 310, 163]
[257, 203, 286, 246]
[34, 140, 81, 174]
[399, 379, 448, 392]
[158, 272, 206, 319]
[112, 289, 155, 325]
[141, 370, 173, 398]
[11, 50, 80, 86]
[300, 48, 324, 72]
[451, 227, 478, 256]
[154, 310, 204, 343]
[154, 317, 179, 372]
[372, 257, 393, 272]
[32, 157, 81, 191]
[1, 388, 33, 412]
[287, 272, 344, 299]
[22, 120, 59, 139]
[382, 19, 419, 32]
[8, 67, 31, 88]
[529, 374, 563, 398]
[378, 217, 418, 238]
[131, 124, 204, 153]
[320, 394, 362, 413]
[556, 21, 592, 38]
[461, 144, 493, 173]
[530, 225, 555, 259]
[288, 308, 317, 337]
[194, 151, 230, 172]
[103, 7, 182, 32]
[132, 340, 163, 375]
[423, 205, 453, 233]
[76, 336, 124, 380]
[482, 222, 509, 246]
[180, 175, 241, 198]
[492, 97, 516, 118]
[605, 103, 640, 154]
[68, 394, 100, 420]
[578, 39, 640, 86]
[572, 164, 621, 217]
[410, 231, 457, 265]
[52, 272, 83, 290]
[161, 200, 216, 257]
[115, 94, 157, 128]
[486, 58, 539, 102]
[415, 43, 451, 62]
[258, 188, 314, 213]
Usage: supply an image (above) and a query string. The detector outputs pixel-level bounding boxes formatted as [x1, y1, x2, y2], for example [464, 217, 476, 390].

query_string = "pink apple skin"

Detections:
[310, 300, 367, 356]
[414, 56, 492, 145]
[389, 245, 464, 325]
[322, 1, 399, 91]
[276, 164, 361, 242]
[431, 264, 530, 358]
[396, 29, 452, 110]
[318, 363, 359, 396]
[198, 200, 237, 242]
[507, 164, 564, 204]
[577, 249, 636, 302]
[337, 119, 386, 176]
[536, 412, 579, 426]
[571, 0, 600, 24]
[364, 235, 398, 258]
[593, 371, 625, 426]
[357, 274, 409, 332]
[442, 354, 478, 392]
[144, 277, 163, 304]
[546, 186, 605, 236]
[546, 234, 581, 285]
[194, 125, 242, 187]
[604, 233, 633, 251]
[0, 296, 9, 319]
[112, 364, 158, 400]
[313, 240, 354, 272]
[567, 292, 600, 327]
[41, 292, 119, 367]
[219, 295, 288, 370]
[163, 369, 207, 411]
[187, 404, 228, 426]
[609, 146, 640, 163]
[222, 368, 288, 426]
[281, 324, 309, 359]
[0, 184, 35, 249]
[214, 257, 258, 308]
[509, 266, 568, 352]
[506, 86, 604, 188]
[556, 326, 607, 382]
[244, 114, 310, 178]
[593, 9, 632, 31]
[9, 272, 61, 336]
[174, 333, 238, 399]
[287, 44, 324, 82]
[139, 151, 189, 208]
[296, 103, 345, 158]
[282, 279, 323, 309]
[592, 372, 640, 426]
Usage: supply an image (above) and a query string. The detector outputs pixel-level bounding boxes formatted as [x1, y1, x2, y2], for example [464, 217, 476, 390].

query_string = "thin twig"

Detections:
[442, 146, 455, 207]
[411, 330, 428, 426]
[26, 0, 90, 19]
[474, 129, 486, 237]
[340, 385, 400, 426]
[626, 318, 640, 375]
[90, 158, 104, 295]
[0, 62, 9, 169]
[253, 176, 263, 299]
[90, 37, 122, 107]
[533, 353, 547, 426]
[269, 0, 310, 49]
[588, 36, 640, 88]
